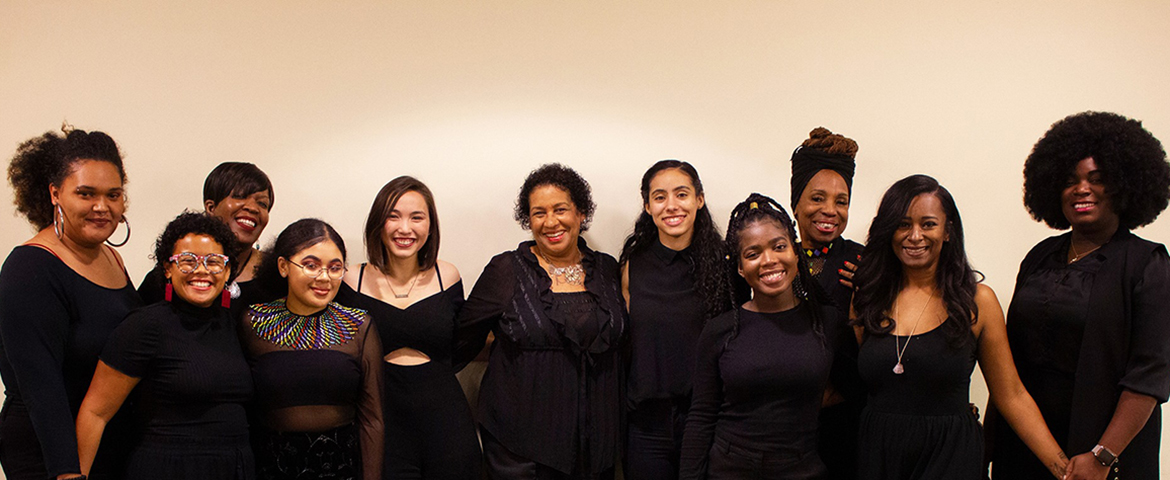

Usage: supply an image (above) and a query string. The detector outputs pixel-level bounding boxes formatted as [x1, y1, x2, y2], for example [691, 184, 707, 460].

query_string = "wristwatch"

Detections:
[1092, 444, 1118, 467]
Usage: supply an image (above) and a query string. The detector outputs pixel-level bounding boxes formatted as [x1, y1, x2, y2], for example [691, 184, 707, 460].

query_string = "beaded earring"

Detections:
[165, 282, 173, 302]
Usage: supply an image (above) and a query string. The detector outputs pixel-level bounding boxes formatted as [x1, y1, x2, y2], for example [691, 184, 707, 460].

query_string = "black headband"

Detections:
[789, 146, 856, 209]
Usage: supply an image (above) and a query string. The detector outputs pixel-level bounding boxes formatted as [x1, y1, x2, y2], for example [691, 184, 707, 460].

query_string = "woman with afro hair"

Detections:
[987, 111, 1170, 480]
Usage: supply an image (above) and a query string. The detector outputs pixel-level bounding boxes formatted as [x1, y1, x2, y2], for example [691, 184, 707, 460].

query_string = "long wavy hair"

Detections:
[852, 175, 978, 346]
[722, 193, 828, 349]
[619, 160, 731, 319]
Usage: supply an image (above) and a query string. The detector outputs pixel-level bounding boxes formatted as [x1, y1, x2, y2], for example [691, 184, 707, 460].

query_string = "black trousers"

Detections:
[0, 398, 128, 480]
[481, 429, 613, 480]
[383, 362, 483, 480]
[707, 436, 826, 480]
[624, 398, 689, 480]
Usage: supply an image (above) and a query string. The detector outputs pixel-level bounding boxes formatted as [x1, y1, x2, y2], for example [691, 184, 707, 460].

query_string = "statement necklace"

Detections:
[249, 298, 365, 349]
[892, 290, 935, 375]
[802, 242, 833, 258]
[539, 251, 585, 286]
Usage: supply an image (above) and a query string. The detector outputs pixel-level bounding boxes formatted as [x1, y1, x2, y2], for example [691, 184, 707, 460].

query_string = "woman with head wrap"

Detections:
[788, 127, 864, 480]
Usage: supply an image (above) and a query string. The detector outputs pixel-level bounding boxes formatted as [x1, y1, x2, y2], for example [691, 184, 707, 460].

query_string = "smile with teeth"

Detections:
[902, 245, 928, 256]
[1074, 202, 1096, 212]
[236, 217, 257, 229]
[544, 231, 567, 243]
[188, 280, 213, 290]
[813, 221, 837, 232]
[759, 270, 786, 284]
[662, 215, 686, 227]
[393, 238, 416, 248]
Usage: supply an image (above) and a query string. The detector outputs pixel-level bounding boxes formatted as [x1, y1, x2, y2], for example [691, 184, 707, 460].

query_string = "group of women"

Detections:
[0, 110, 1166, 480]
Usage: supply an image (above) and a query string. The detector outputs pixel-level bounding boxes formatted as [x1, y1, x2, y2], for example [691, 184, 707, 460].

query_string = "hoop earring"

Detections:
[106, 216, 131, 247]
[54, 205, 63, 239]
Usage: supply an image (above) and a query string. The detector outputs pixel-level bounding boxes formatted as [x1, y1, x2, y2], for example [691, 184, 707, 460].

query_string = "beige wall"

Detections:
[2, 1, 1168, 476]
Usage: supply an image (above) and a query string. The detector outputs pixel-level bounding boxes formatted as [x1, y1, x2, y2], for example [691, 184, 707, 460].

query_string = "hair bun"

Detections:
[801, 127, 858, 158]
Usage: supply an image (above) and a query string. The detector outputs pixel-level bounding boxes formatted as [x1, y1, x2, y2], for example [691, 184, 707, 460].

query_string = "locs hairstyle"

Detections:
[152, 211, 242, 281]
[203, 162, 275, 208]
[722, 193, 827, 348]
[1023, 111, 1170, 230]
[8, 128, 127, 230]
[851, 175, 978, 346]
[514, 163, 596, 231]
[619, 160, 731, 319]
[363, 176, 441, 272]
[255, 218, 348, 298]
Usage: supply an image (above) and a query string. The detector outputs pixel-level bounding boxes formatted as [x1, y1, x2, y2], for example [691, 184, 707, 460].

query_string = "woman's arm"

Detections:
[679, 313, 732, 480]
[75, 361, 139, 475]
[973, 284, 1067, 478]
[452, 255, 510, 370]
[356, 317, 385, 480]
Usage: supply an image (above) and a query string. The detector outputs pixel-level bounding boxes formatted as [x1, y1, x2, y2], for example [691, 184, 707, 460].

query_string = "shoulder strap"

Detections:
[106, 245, 130, 281]
[435, 264, 445, 290]
[23, 243, 63, 261]
[357, 263, 368, 293]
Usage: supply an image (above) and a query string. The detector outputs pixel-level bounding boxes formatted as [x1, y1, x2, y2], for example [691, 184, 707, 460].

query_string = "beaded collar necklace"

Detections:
[249, 298, 365, 349]
[802, 242, 833, 258]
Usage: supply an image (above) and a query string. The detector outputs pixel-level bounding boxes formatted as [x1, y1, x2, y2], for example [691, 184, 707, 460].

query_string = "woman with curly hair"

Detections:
[987, 112, 1170, 480]
[0, 127, 141, 480]
[455, 163, 627, 479]
[618, 160, 731, 479]
[787, 127, 865, 480]
[679, 193, 838, 479]
[852, 175, 1066, 479]
[75, 212, 253, 479]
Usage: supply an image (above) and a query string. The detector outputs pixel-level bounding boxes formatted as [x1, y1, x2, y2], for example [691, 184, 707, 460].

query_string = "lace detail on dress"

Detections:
[249, 299, 366, 349]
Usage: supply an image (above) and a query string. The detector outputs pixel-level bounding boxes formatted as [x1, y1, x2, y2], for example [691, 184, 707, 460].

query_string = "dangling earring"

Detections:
[165, 281, 173, 302]
[53, 205, 63, 239]
[106, 216, 131, 247]
[221, 289, 231, 308]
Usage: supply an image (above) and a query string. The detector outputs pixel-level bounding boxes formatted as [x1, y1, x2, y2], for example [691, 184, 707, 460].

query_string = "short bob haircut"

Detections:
[1023, 111, 1170, 230]
[203, 162, 275, 209]
[8, 128, 127, 230]
[363, 176, 441, 271]
[514, 163, 596, 232]
[151, 211, 242, 282]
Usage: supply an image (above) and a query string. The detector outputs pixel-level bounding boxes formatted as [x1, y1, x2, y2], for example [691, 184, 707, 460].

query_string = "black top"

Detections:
[341, 263, 465, 365]
[454, 239, 628, 475]
[626, 240, 710, 407]
[857, 324, 976, 416]
[803, 237, 866, 404]
[679, 304, 838, 479]
[0, 245, 142, 477]
[102, 298, 253, 438]
[991, 230, 1170, 479]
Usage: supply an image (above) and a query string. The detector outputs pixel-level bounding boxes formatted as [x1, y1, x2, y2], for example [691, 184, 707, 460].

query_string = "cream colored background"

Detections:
[2, 1, 1168, 477]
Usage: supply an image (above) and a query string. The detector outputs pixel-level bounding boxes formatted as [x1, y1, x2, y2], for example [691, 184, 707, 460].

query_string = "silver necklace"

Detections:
[539, 251, 584, 286]
[381, 267, 420, 299]
[893, 290, 935, 375]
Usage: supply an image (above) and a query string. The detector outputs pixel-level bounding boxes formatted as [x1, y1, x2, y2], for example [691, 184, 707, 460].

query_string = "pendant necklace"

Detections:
[1068, 241, 1103, 264]
[382, 267, 420, 299]
[539, 251, 584, 286]
[893, 289, 935, 375]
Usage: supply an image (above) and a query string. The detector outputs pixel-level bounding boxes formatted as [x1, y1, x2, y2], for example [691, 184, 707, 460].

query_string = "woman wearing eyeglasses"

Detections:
[243, 218, 383, 480]
[74, 211, 254, 479]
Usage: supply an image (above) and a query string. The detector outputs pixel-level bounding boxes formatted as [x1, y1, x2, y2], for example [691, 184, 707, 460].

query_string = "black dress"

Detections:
[341, 265, 482, 480]
[856, 325, 982, 480]
[454, 240, 627, 478]
[679, 304, 838, 480]
[101, 298, 254, 479]
[990, 231, 1170, 480]
[0, 245, 141, 480]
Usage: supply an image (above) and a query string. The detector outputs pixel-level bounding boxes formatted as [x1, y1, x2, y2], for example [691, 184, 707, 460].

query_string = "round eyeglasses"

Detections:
[287, 259, 347, 280]
[168, 252, 230, 274]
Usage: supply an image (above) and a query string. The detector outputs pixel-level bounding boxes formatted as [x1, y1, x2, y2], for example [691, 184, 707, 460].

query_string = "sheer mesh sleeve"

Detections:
[356, 315, 384, 480]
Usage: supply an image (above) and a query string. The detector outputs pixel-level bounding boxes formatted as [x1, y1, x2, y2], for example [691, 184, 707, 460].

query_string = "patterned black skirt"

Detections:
[254, 423, 359, 480]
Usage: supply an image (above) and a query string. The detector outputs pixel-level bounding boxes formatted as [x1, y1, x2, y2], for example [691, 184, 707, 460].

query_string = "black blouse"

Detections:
[803, 237, 866, 402]
[101, 298, 253, 438]
[626, 239, 708, 407]
[454, 240, 628, 475]
[0, 246, 142, 477]
[991, 230, 1170, 479]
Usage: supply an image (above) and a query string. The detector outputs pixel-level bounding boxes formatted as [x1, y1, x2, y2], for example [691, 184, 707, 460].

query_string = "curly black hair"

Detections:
[152, 211, 242, 282]
[514, 163, 596, 231]
[1024, 111, 1170, 230]
[8, 128, 127, 230]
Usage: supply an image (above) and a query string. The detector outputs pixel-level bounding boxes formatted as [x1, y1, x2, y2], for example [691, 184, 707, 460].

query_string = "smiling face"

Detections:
[1061, 157, 1119, 234]
[165, 234, 230, 308]
[205, 190, 271, 248]
[893, 193, 950, 273]
[645, 168, 704, 250]
[381, 190, 431, 262]
[737, 219, 799, 309]
[528, 184, 586, 259]
[795, 169, 850, 249]
[49, 160, 126, 247]
[279, 239, 345, 315]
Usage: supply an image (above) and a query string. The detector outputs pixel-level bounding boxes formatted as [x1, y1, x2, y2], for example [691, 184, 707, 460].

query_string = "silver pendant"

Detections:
[394, 293, 409, 299]
[893, 363, 904, 374]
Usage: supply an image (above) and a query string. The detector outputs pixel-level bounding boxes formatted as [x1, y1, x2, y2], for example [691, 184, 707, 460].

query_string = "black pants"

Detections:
[384, 362, 483, 479]
[255, 423, 359, 480]
[0, 398, 128, 480]
[624, 398, 688, 480]
[707, 436, 826, 480]
[481, 429, 613, 480]
[816, 401, 860, 480]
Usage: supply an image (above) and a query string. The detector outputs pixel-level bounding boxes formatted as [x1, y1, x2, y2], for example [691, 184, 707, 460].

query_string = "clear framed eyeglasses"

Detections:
[287, 259, 347, 280]
[168, 252, 230, 274]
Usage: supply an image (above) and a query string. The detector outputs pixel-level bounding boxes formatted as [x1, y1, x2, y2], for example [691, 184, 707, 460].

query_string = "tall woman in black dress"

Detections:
[0, 127, 141, 480]
[851, 175, 1067, 479]
[787, 127, 864, 480]
[987, 112, 1170, 480]
[243, 219, 383, 480]
[341, 176, 482, 479]
[619, 160, 730, 479]
[74, 211, 253, 479]
[455, 163, 627, 480]
[680, 193, 838, 480]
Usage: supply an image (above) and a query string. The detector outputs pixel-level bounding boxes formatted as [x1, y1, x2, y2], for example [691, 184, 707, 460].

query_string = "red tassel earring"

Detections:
[165, 282, 173, 302]
[221, 289, 231, 308]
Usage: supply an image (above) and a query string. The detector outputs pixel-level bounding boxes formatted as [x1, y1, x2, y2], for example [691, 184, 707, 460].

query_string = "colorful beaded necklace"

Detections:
[249, 298, 365, 349]
[802, 242, 833, 258]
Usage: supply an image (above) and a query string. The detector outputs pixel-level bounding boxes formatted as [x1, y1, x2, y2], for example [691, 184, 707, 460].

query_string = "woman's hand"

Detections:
[838, 255, 859, 289]
[1062, 452, 1108, 480]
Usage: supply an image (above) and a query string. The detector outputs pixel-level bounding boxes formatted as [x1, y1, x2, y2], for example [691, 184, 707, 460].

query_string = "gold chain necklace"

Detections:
[381, 267, 420, 299]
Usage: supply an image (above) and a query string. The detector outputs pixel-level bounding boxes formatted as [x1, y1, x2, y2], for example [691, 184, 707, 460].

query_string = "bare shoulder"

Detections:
[436, 259, 462, 286]
[342, 263, 364, 290]
[973, 283, 1001, 309]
